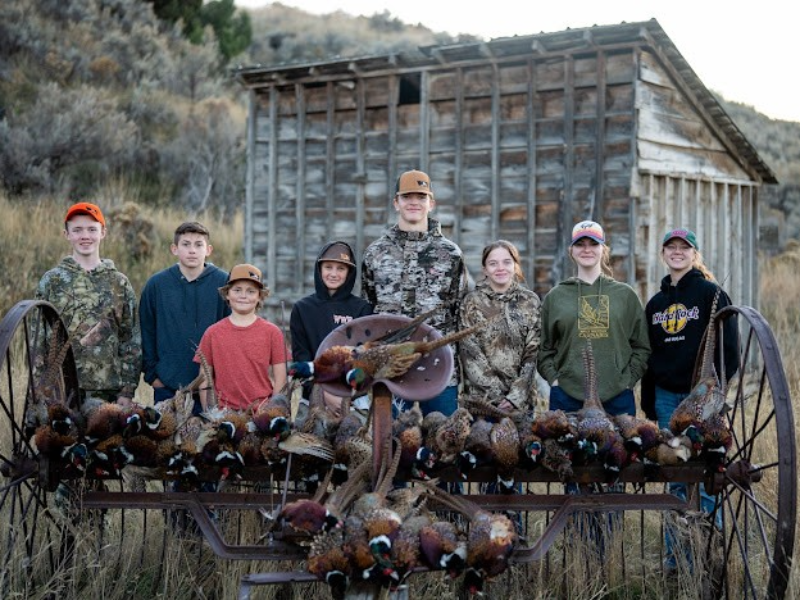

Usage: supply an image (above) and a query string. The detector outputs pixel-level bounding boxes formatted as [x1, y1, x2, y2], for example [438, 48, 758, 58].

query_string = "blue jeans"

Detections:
[393, 384, 459, 417]
[655, 386, 722, 567]
[549, 386, 635, 417]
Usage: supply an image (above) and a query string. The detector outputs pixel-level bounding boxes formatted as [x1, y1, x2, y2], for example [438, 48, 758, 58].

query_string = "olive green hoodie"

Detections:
[537, 274, 650, 402]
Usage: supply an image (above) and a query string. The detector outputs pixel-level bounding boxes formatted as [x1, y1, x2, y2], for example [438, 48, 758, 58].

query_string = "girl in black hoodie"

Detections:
[290, 241, 373, 417]
[643, 227, 739, 571]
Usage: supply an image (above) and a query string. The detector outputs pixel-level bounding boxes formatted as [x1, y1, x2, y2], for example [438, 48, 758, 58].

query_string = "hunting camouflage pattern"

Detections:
[36, 256, 141, 398]
[460, 279, 542, 410]
[361, 219, 468, 387]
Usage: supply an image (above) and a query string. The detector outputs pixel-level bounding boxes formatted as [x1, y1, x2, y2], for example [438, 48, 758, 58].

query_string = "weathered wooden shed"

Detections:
[235, 19, 775, 320]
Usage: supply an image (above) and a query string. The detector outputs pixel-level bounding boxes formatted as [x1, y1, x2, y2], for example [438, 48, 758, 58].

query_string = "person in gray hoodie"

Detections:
[139, 221, 230, 413]
[537, 220, 650, 416]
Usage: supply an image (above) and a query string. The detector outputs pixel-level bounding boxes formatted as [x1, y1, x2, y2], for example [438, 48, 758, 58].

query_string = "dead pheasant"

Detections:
[669, 290, 729, 451]
[346, 323, 482, 393]
[288, 307, 440, 384]
[294, 321, 482, 395]
[490, 417, 520, 493]
[421, 482, 518, 585]
[575, 342, 625, 475]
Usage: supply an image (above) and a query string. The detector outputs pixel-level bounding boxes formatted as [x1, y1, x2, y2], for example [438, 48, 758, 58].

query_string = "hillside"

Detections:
[0, 0, 797, 241]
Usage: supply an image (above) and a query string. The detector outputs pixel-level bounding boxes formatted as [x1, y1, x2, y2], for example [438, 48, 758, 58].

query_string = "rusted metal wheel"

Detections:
[0, 300, 80, 595]
[702, 306, 797, 599]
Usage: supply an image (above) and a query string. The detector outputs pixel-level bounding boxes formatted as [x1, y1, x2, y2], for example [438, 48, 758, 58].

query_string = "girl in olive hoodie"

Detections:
[537, 221, 650, 416]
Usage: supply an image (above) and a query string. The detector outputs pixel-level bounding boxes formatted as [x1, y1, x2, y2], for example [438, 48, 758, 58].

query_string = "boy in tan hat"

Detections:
[290, 241, 373, 418]
[36, 202, 141, 407]
[194, 263, 287, 411]
[361, 169, 468, 416]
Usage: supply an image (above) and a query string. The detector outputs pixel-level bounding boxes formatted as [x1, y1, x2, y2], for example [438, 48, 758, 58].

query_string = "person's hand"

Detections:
[152, 378, 164, 389]
[552, 379, 559, 387]
[116, 396, 133, 409]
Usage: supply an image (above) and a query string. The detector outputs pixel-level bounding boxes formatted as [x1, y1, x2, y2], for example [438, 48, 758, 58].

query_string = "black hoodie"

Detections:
[290, 242, 373, 392]
[643, 268, 739, 413]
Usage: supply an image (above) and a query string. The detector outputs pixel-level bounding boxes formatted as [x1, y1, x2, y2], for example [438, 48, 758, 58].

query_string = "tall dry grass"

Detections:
[0, 190, 245, 321]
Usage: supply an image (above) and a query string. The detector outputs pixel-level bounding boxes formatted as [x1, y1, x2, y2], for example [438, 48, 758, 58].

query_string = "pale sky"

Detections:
[236, 0, 800, 123]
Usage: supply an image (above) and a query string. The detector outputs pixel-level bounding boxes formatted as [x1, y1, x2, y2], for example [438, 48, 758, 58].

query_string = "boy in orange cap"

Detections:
[36, 202, 141, 407]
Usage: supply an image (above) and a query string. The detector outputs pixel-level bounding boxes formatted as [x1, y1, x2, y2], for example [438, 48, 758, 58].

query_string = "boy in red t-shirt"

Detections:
[195, 264, 288, 411]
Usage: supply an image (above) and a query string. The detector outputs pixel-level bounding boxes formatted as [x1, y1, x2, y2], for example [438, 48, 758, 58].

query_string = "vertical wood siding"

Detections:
[243, 44, 761, 321]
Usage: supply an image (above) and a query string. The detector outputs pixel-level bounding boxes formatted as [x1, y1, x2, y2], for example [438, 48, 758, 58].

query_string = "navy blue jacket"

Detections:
[139, 263, 230, 391]
[290, 242, 373, 396]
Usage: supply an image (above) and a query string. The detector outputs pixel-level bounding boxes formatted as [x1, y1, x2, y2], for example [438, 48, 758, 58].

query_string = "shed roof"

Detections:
[235, 19, 776, 184]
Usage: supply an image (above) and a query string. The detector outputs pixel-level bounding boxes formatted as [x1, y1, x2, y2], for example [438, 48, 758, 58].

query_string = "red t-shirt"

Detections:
[195, 317, 288, 411]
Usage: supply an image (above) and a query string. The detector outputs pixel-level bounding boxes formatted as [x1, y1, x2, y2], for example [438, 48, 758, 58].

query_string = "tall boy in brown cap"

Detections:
[361, 169, 468, 416]
[195, 264, 287, 412]
[36, 202, 141, 407]
[290, 241, 373, 418]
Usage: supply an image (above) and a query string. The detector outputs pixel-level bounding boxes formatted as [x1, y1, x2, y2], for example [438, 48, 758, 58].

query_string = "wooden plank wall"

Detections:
[639, 173, 758, 309]
[244, 45, 758, 320]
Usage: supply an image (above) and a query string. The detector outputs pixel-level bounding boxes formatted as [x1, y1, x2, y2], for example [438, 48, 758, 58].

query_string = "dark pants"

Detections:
[393, 384, 459, 417]
[548, 386, 635, 416]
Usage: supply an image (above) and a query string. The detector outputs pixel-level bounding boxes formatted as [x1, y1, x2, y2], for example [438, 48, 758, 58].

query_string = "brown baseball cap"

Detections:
[227, 263, 264, 288]
[395, 169, 433, 196]
[318, 242, 355, 268]
[65, 202, 105, 227]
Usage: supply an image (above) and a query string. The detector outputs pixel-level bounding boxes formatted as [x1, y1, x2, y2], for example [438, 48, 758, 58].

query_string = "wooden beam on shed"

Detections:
[720, 183, 731, 290]
[556, 55, 576, 283]
[645, 173, 658, 301]
[526, 58, 538, 286]
[295, 83, 307, 295]
[244, 88, 256, 263]
[453, 68, 464, 248]
[355, 78, 366, 265]
[419, 70, 430, 172]
[491, 62, 500, 241]
[387, 75, 398, 214]
[594, 51, 607, 220]
[325, 81, 336, 235]
[267, 86, 279, 290]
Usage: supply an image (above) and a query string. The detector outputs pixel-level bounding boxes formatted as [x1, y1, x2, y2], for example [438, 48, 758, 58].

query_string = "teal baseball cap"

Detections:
[662, 228, 698, 250]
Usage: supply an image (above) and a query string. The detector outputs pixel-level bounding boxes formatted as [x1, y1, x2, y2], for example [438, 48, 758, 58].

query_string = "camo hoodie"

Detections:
[361, 218, 468, 386]
[36, 256, 141, 397]
[459, 279, 542, 409]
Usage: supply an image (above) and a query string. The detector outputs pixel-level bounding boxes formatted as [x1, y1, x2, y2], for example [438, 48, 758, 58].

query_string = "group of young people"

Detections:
[36, 173, 739, 454]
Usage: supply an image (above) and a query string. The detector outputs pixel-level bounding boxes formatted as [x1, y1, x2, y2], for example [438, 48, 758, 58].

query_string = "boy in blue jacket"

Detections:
[139, 222, 230, 413]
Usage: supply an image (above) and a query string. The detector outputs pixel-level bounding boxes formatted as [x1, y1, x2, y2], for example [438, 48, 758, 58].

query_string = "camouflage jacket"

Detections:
[361, 219, 468, 386]
[459, 279, 542, 409]
[36, 256, 141, 397]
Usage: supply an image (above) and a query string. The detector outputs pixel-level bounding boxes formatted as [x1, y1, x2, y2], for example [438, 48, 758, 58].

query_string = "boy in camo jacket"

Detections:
[361, 169, 469, 416]
[36, 202, 141, 407]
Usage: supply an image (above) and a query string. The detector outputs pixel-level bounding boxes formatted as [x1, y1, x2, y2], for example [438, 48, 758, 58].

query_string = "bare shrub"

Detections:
[160, 97, 246, 217]
[0, 83, 137, 194]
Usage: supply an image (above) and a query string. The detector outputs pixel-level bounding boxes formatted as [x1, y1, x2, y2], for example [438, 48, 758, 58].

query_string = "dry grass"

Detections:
[0, 190, 245, 320]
